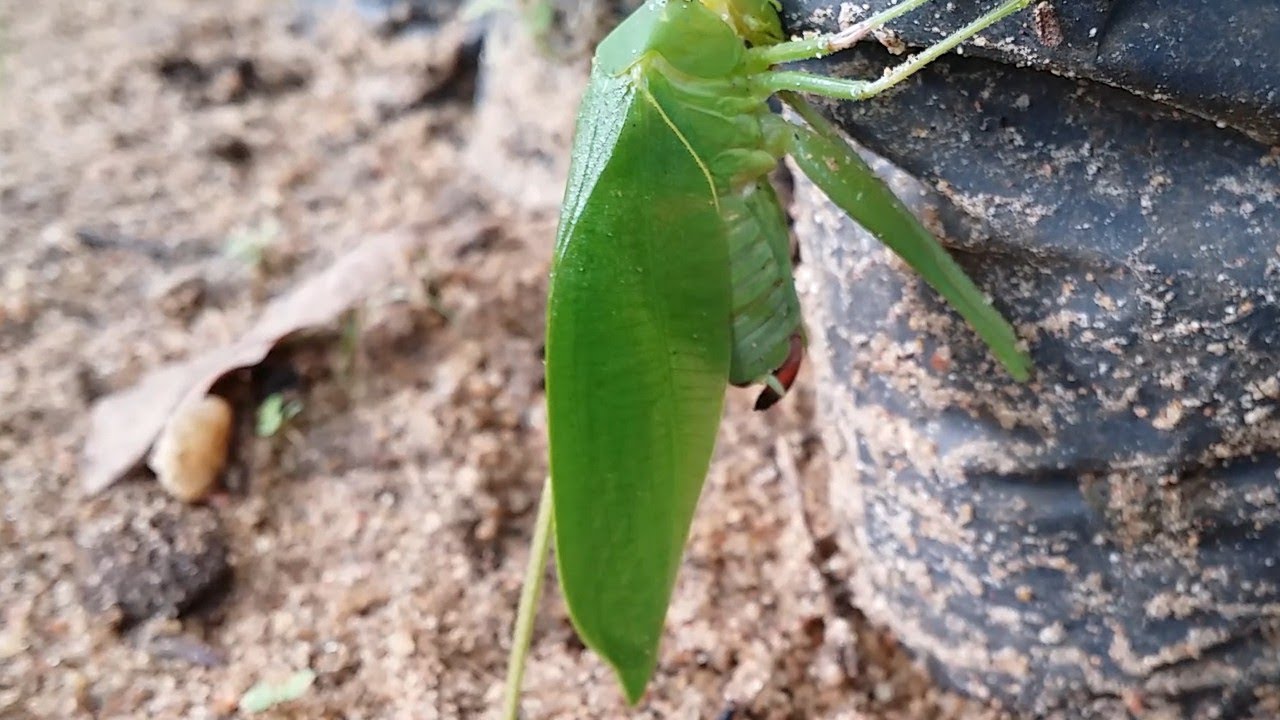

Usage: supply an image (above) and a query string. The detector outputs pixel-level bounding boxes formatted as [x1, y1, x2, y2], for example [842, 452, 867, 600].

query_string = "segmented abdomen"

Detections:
[723, 180, 803, 386]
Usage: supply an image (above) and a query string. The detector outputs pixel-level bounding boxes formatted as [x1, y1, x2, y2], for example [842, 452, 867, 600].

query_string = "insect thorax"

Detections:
[638, 62, 786, 196]
[602, 1, 788, 198]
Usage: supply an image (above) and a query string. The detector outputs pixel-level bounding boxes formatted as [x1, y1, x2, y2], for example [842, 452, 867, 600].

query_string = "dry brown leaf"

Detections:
[80, 232, 419, 495]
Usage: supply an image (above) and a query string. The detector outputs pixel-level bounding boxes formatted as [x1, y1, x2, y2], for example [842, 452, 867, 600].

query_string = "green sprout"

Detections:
[225, 217, 282, 269]
[256, 393, 303, 438]
[238, 669, 316, 714]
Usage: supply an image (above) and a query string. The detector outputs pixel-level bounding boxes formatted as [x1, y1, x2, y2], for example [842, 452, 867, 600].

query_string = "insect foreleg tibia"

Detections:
[757, 0, 1033, 101]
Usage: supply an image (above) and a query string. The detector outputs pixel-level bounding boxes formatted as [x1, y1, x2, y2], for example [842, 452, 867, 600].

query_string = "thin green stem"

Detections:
[750, 0, 932, 65]
[502, 480, 555, 720]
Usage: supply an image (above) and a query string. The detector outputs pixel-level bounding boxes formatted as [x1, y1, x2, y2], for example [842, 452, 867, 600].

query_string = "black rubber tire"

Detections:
[782, 1, 1280, 717]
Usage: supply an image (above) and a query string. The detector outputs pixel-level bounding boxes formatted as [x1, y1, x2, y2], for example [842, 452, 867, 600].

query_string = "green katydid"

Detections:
[505, 0, 1034, 713]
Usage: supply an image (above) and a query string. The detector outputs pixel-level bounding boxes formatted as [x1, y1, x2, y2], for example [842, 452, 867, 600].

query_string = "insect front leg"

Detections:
[749, 0, 933, 65]
[755, 0, 1033, 101]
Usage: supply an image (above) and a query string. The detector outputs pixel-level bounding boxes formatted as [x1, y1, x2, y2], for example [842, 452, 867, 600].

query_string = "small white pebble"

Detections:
[1038, 623, 1065, 644]
[1151, 400, 1185, 431]
[874, 681, 895, 703]
[148, 395, 233, 503]
[388, 631, 416, 658]
[1245, 407, 1273, 426]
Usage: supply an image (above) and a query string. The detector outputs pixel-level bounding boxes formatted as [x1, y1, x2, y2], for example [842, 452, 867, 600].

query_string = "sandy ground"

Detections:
[0, 1, 1005, 718]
